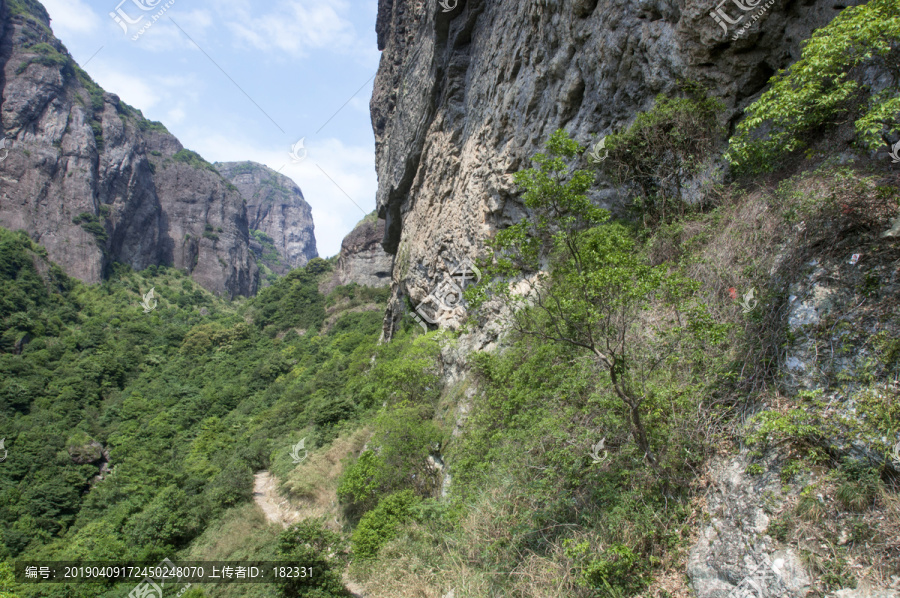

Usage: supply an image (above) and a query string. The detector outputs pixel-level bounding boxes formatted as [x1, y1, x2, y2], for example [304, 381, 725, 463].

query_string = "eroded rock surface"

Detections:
[0, 3, 257, 296]
[370, 0, 865, 339]
[689, 453, 812, 598]
[216, 161, 318, 275]
[320, 214, 392, 294]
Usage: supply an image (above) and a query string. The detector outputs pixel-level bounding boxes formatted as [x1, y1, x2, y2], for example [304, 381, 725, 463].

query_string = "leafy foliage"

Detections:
[276, 520, 349, 597]
[471, 130, 727, 472]
[351, 490, 420, 559]
[727, 0, 900, 173]
[0, 231, 390, 597]
[602, 84, 724, 224]
[172, 149, 218, 172]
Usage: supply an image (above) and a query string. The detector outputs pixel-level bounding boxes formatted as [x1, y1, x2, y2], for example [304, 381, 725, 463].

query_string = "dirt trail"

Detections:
[252, 471, 366, 597]
[252, 471, 302, 528]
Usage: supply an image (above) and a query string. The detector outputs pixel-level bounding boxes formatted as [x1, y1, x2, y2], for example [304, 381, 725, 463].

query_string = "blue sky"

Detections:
[42, 0, 382, 257]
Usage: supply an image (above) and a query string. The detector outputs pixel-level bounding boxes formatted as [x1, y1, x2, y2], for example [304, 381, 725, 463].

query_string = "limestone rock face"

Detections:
[0, 2, 257, 297]
[320, 215, 392, 294]
[370, 0, 865, 339]
[689, 453, 812, 598]
[216, 161, 318, 275]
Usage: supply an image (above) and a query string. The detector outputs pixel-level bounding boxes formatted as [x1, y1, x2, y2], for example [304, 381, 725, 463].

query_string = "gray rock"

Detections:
[688, 454, 811, 598]
[831, 587, 900, 598]
[370, 0, 865, 339]
[320, 214, 392, 294]
[0, 3, 257, 297]
[216, 161, 318, 274]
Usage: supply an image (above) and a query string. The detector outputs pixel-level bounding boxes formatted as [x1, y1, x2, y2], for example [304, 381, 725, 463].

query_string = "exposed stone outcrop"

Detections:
[320, 214, 392, 294]
[689, 452, 812, 598]
[216, 161, 318, 275]
[0, 1, 257, 297]
[370, 0, 865, 340]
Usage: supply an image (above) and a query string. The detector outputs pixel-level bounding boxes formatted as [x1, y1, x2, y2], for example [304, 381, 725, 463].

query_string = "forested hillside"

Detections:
[1, 0, 900, 597]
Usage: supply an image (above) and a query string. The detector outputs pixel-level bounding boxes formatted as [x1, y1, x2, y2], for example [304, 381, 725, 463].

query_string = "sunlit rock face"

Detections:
[370, 0, 863, 339]
[320, 215, 393, 295]
[216, 161, 318, 276]
[0, 2, 257, 297]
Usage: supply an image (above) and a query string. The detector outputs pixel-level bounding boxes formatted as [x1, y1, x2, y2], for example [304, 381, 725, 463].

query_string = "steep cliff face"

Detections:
[0, 0, 257, 297]
[370, 0, 865, 338]
[320, 213, 392, 294]
[216, 161, 318, 278]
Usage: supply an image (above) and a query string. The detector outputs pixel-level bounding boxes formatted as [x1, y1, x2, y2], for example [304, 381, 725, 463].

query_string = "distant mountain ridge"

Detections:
[215, 161, 318, 285]
[0, 0, 265, 296]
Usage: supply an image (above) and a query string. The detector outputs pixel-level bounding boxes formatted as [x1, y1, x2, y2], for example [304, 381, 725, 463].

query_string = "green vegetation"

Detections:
[173, 149, 218, 172]
[249, 229, 284, 286]
[16, 42, 71, 75]
[470, 130, 728, 472]
[6, 0, 51, 34]
[602, 84, 724, 224]
[350, 490, 420, 559]
[0, 228, 393, 596]
[2, 3, 900, 594]
[727, 0, 900, 173]
[72, 212, 108, 246]
[276, 520, 349, 597]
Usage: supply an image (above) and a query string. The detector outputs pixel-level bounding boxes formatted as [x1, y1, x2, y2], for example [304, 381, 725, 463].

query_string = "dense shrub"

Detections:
[276, 519, 349, 597]
[351, 490, 420, 560]
[602, 84, 724, 224]
[727, 0, 900, 173]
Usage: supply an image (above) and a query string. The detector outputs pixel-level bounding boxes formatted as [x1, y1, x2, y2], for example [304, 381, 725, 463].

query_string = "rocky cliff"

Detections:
[319, 212, 392, 294]
[366, 0, 900, 596]
[0, 0, 257, 297]
[215, 161, 318, 280]
[370, 0, 865, 339]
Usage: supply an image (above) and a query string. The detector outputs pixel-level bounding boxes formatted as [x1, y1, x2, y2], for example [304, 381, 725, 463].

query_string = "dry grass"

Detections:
[770, 475, 900, 593]
[182, 503, 279, 560]
[354, 482, 593, 598]
[281, 426, 370, 530]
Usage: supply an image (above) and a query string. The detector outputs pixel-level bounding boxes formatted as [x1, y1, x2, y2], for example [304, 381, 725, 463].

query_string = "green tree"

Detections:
[0, 561, 21, 598]
[351, 490, 420, 559]
[471, 130, 723, 471]
[276, 519, 349, 597]
[603, 86, 724, 224]
[727, 0, 900, 173]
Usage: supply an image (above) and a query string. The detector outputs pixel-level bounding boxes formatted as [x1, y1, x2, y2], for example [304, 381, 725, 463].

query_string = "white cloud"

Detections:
[89, 66, 163, 110]
[224, 0, 365, 58]
[42, 0, 101, 37]
[166, 106, 187, 124]
[134, 8, 213, 52]
[85, 65, 201, 122]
